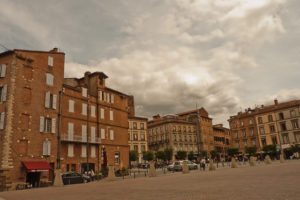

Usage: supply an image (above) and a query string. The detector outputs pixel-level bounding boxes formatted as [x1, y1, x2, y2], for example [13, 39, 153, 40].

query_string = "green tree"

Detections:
[129, 150, 138, 162]
[210, 150, 217, 159]
[245, 146, 257, 156]
[176, 151, 187, 160]
[188, 151, 194, 160]
[262, 145, 276, 154]
[227, 148, 239, 157]
[290, 144, 300, 153]
[164, 148, 173, 161]
[143, 151, 154, 161]
[155, 151, 166, 161]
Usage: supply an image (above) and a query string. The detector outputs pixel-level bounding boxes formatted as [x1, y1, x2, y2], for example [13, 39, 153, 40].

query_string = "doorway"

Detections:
[26, 172, 41, 187]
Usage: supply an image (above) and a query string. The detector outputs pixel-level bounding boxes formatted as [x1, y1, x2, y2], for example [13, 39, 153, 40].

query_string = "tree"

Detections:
[143, 151, 154, 161]
[245, 146, 257, 156]
[129, 150, 138, 162]
[200, 150, 207, 158]
[262, 145, 276, 154]
[210, 150, 217, 159]
[155, 151, 166, 161]
[188, 151, 194, 161]
[290, 144, 300, 153]
[176, 151, 187, 160]
[227, 148, 239, 157]
[164, 148, 173, 161]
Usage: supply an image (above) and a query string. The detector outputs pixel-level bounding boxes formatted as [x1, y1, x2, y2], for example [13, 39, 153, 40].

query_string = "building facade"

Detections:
[212, 124, 231, 156]
[0, 48, 134, 190]
[128, 116, 148, 164]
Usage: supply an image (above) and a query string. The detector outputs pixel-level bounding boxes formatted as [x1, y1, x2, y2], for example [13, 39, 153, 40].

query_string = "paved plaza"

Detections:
[1, 160, 300, 200]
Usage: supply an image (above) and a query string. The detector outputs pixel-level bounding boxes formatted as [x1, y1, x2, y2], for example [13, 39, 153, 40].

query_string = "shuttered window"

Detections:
[110, 129, 114, 140]
[42, 141, 51, 156]
[99, 91, 103, 101]
[45, 92, 57, 109]
[82, 125, 87, 142]
[68, 144, 74, 157]
[82, 103, 87, 115]
[40, 117, 56, 133]
[111, 94, 114, 103]
[0, 85, 7, 102]
[101, 128, 105, 139]
[69, 100, 74, 112]
[91, 146, 96, 158]
[110, 110, 114, 121]
[68, 123, 74, 140]
[81, 145, 87, 157]
[82, 88, 87, 97]
[91, 127, 96, 142]
[91, 105, 96, 117]
[0, 112, 5, 129]
[0, 64, 7, 78]
[46, 73, 54, 86]
[48, 56, 53, 67]
[100, 108, 104, 119]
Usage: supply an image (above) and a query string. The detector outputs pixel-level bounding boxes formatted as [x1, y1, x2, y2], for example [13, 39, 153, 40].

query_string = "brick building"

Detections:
[212, 124, 231, 156]
[128, 116, 148, 164]
[0, 48, 133, 190]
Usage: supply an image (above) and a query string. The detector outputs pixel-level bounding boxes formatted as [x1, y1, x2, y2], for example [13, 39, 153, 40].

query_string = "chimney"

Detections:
[274, 99, 278, 105]
[153, 114, 160, 120]
[50, 47, 58, 53]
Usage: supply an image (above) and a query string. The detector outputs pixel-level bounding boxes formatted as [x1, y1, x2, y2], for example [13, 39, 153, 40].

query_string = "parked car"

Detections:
[62, 172, 90, 185]
[173, 160, 198, 171]
[167, 163, 175, 171]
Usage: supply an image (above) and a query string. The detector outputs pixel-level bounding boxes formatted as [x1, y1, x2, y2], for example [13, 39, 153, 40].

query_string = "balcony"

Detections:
[61, 134, 101, 144]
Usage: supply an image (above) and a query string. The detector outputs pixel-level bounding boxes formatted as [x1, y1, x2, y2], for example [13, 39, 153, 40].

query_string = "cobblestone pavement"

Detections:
[1, 160, 300, 200]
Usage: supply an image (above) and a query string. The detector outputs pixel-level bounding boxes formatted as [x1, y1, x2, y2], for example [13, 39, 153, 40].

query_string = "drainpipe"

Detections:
[57, 89, 63, 169]
[86, 95, 90, 172]
[96, 87, 100, 172]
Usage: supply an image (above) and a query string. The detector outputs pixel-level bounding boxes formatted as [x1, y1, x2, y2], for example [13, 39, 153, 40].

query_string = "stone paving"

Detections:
[1, 160, 300, 200]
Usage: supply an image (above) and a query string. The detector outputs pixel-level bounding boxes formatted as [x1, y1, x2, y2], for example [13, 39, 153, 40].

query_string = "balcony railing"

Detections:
[61, 134, 101, 144]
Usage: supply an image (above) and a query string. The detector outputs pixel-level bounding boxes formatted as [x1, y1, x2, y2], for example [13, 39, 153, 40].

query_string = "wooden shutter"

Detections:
[110, 110, 113, 121]
[52, 94, 57, 109]
[69, 100, 74, 112]
[45, 92, 50, 108]
[81, 145, 86, 157]
[48, 56, 53, 67]
[47, 141, 51, 155]
[43, 141, 47, 155]
[1, 64, 6, 77]
[108, 93, 110, 103]
[51, 118, 56, 134]
[82, 125, 87, 142]
[68, 123, 74, 140]
[2, 84, 7, 102]
[99, 91, 103, 101]
[101, 128, 105, 139]
[91, 106, 95, 117]
[0, 112, 5, 129]
[91, 127, 95, 142]
[68, 144, 74, 157]
[111, 94, 114, 103]
[110, 130, 114, 140]
[40, 116, 44, 132]
[101, 108, 104, 119]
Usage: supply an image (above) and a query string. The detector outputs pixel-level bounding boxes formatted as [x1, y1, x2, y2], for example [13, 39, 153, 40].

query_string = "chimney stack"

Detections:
[274, 99, 278, 105]
[50, 47, 58, 53]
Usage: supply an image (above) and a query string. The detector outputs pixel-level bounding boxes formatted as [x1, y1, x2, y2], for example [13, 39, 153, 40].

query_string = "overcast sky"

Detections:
[1, 0, 299, 126]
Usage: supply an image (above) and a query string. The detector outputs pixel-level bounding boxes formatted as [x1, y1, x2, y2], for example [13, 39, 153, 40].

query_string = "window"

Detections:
[140, 123, 144, 130]
[280, 122, 287, 131]
[110, 110, 113, 120]
[82, 88, 87, 97]
[184, 135, 187, 141]
[290, 110, 296, 118]
[100, 108, 104, 119]
[234, 131, 238, 138]
[0, 112, 5, 130]
[69, 100, 74, 112]
[99, 91, 104, 101]
[133, 122, 137, 129]
[141, 145, 145, 152]
[250, 128, 254, 136]
[91, 146, 96, 158]
[68, 144, 74, 157]
[110, 129, 114, 140]
[0, 64, 7, 77]
[244, 140, 247, 146]
[269, 125, 275, 133]
[141, 134, 145, 141]
[0, 85, 7, 102]
[268, 115, 273, 122]
[259, 126, 265, 134]
[133, 133, 138, 141]
[173, 134, 177, 141]
[279, 113, 284, 120]
[249, 119, 253, 125]
[48, 56, 53, 67]
[40, 117, 56, 134]
[242, 129, 246, 137]
[233, 122, 237, 128]
[261, 138, 266, 146]
[42, 141, 51, 156]
[271, 136, 277, 145]
[189, 135, 192, 142]
[114, 152, 120, 164]
[91, 105, 96, 117]
[292, 120, 299, 129]
[258, 117, 263, 124]
[282, 134, 289, 144]
[68, 123, 74, 140]
[81, 125, 87, 142]
[183, 127, 186, 132]
[179, 135, 182, 141]
[241, 121, 244, 127]
[101, 128, 105, 139]
[46, 73, 54, 86]
[91, 127, 95, 142]
[82, 103, 87, 115]
[251, 139, 256, 146]
[236, 141, 240, 148]
[134, 145, 138, 151]
[81, 145, 87, 157]
[45, 92, 57, 109]
[173, 126, 176, 131]
[294, 132, 300, 143]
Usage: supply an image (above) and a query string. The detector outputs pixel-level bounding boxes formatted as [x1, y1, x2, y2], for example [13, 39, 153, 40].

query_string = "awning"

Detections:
[23, 161, 52, 172]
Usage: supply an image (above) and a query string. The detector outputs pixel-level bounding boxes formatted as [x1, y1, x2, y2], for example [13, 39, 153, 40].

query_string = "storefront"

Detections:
[23, 161, 52, 187]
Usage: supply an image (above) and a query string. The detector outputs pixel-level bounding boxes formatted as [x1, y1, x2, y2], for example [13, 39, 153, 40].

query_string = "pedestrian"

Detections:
[201, 158, 206, 171]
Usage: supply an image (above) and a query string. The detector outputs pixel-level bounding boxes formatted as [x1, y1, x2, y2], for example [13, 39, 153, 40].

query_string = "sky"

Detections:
[0, 0, 300, 126]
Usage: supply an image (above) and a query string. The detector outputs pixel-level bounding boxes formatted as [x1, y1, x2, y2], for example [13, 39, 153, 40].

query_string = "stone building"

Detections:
[148, 108, 217, 159]
[0, 48, 133, 190]
[128, 116, 148, 164]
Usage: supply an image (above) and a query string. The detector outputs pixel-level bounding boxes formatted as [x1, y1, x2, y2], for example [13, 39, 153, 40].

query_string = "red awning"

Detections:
[23, 162, 52, 172]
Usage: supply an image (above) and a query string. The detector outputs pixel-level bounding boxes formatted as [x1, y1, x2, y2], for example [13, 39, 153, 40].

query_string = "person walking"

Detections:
[201, 158, 206, 171]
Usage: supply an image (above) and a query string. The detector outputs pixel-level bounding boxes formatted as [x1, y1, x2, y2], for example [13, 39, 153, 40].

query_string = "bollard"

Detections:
[249, 156, 255, 167]
[182, 161, 190, 174]
[265, 155, 272, 164]
[107, 165, 116, 181]
[231, 159, 238, 168]
[280, 154, 285, 163]
[148, 161, 157, 177]
[209, 159, 216, 171]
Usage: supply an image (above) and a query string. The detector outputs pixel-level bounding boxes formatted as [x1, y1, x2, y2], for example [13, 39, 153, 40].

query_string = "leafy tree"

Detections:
[176, 151, 187, 160]
[290, 144, 300, 153]
[164, 148, 173, 161]
[227, 148, 239, 157]
[262, 145, 276, 154]
[129, 150, 138, 162]
[188, 151, 194, 161]
[143, 151, 154, 161]
[210, 150, 217, 159]
[155, 151, 166, 160]
[245, 146, 257, 156]
[200, 150, 207, 158]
